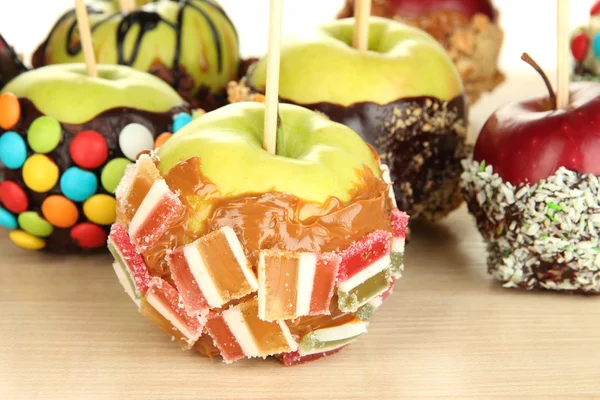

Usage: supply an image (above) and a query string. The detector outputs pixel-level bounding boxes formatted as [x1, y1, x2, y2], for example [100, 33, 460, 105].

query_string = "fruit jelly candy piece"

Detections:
[337, 268, 390, 313]
[111, 261, 140, 307]
[204, 313, 246, 363]
[144, 277, 204, 347]
[129, 179, 184, 252]
[108, 223, 151, 297]
[309, 252, 341, 316]
[115, 153, 161, 221]
[380, 164, 398, 208]
[168, 247, 211, 317]
[356, 278, 395, 322]
[258, 250, 340, 322]
[297, 318, 368, 357]
[391, 209, 409, 239]
[211, 298, 297, 359]
[337, 230, 392, 292]
[172, 226, 257, 311]
[280, 346, 347, 366]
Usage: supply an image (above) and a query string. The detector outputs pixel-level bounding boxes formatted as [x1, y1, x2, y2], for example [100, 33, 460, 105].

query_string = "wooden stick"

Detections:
[263, 0, 283, 154]
[74, 0, 98, 77]
[353, 0, 371, 51]
[556, 0, 570, 109]
[118, 0, 136, 13]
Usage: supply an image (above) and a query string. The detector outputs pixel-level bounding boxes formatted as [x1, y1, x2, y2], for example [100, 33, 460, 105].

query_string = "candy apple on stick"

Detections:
[107, 0, 409, 365]
[241, 3, 469, 222]
[461, 0, 600, 293]
[0, 0, 188, 253]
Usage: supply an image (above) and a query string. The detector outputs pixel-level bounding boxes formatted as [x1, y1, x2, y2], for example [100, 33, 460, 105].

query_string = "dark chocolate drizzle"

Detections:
[33, 0, 236, 92]
[0, 33, 29, 90]
[278, 94, 470, 221]
[0, 99, 188, 253]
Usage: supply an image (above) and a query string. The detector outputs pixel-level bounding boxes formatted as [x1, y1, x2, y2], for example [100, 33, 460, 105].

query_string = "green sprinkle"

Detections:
[548, 214, 557, 222]
[503, 251, 511, 258]
[478, 160, 487, 173]
[540, 234, 549, 239]
[593, 248, 600, 252]
[547, 202, 562, 211]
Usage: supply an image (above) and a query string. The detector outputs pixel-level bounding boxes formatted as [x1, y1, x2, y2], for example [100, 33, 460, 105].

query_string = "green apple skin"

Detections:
[157, 102, 381, 204]
[2, 63, 184, 124]
[34, 0, 239, 100]
[250, 17, 463, 106]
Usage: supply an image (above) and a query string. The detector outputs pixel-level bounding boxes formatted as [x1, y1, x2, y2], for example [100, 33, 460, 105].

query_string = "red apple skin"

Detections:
[473, 82, 600, 185]
[382, 0, 497, 21]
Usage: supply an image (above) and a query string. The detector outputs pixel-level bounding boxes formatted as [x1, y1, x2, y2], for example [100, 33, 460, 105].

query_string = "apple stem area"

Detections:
[118, 0, 136, 13]
[74, 0, 97, 78]
[263, 0, 283, 155]
[353, 0, 371, 51]
[521, 53, 557, 110]
[556, 0, 570, 109]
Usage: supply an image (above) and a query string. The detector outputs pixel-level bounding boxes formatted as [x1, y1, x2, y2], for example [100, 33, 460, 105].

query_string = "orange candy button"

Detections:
[42, 195, 79, 228]
[0, 93, 21, 130]
[154, 132, 172, 149]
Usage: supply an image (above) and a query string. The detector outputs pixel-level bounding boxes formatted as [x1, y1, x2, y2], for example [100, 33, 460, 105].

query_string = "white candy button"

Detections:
[119, 123, 154, 161]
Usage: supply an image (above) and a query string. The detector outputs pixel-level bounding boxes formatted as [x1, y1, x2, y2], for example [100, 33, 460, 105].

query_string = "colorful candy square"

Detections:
[258, 250, 340, 321]
[297, 318, 368, 357]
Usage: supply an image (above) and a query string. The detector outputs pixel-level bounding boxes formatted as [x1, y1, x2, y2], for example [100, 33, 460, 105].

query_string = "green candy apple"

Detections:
[32, 0, 240, 109]
[248, 17, 470, 222]
[0, 63, 186, 253]
[4, 63, 183, 124]
[157, 102, 381, 204]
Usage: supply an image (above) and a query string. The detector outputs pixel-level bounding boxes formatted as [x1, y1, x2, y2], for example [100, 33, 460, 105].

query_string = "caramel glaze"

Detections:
[134, 156, 395, 357]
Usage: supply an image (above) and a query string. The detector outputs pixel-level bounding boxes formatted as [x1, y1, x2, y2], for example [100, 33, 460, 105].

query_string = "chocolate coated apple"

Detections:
[32, 0, 240, 110]
[248, 17, 469, 222]
[338, 0, 504, 104]
[462, 76, 600, 293]
[0, 64, 188, 253]
[0, 34, 27, 90]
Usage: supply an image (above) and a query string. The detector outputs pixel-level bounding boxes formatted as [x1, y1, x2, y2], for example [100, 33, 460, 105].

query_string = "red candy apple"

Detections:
[375, 0, 496, 20]
[591, 0, 600, 16]
[474, 54, 600, 185]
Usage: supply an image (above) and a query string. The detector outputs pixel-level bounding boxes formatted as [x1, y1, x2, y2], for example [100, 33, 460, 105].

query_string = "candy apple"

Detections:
[570, 1, 600, 81]
[248, 17, 468, 221]
[32, 0, 240, 109]
[0, 63, 187, 253]
[461, 55, 600, 294]
[109, 101, 409, 364]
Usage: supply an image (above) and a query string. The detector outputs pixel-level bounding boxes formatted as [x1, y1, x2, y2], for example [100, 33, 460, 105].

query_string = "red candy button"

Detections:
[70, 130, 109, 169]
[0, 180, 28, 213]
[70, 222, 106, 249]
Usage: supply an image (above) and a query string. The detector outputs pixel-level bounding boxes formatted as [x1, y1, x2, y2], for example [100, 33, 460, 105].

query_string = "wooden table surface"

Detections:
[1, 205, 599, 400]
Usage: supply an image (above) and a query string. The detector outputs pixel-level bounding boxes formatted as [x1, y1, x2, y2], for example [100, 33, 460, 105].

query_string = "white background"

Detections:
[0, 0, 596, 131]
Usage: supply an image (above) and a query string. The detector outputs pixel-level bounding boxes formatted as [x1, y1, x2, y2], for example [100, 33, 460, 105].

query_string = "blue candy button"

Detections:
[60, 167, 98, 202]
[0, 131, 27, 169]
[0, 207, 17, 230]
[173, 113, 193, 133]
[594, 32, 600, 58]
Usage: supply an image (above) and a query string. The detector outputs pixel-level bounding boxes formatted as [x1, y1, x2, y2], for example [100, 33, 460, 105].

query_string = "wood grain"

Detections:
[1, 206, 598, 399]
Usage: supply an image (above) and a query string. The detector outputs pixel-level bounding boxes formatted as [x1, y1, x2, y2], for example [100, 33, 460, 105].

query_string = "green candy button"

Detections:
[101, 158, 132, 194]
[27, 116, 62, 153]
[18, 211, 54, 238]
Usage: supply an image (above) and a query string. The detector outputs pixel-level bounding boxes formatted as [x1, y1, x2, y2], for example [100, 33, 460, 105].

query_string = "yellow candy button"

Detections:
[9, 230, 46, 250]
[22, 154, 59, 193]
[83, 194, 116, 225]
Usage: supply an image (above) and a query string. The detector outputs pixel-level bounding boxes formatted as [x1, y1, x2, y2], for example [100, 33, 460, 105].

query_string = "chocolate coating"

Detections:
[0, 34, 28, 90]
[0, 99, 188, 253]
[282, 95, 469, 221]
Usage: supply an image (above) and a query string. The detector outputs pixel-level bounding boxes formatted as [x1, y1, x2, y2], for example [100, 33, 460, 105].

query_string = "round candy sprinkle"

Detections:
[0, 181, 28, 213]
[83, 194, 116, 225]
[571, 32, 591, 62]
[0, 131, 27, 169]
[70, 130, 109, 169]
[42, 195, 79, 228]
[9, 230, 45, 250]
[154, 132, 172, 149]
[119, 123, 154, 160]
[27, 116, 62, 154]
[0, 207, 17, 229]
[101, 158, 131, 194]
[70, 222, 106, 249]
[60, 167, 98, 202]
[18, 211, 54, 238]
[594, 32, 600, 58]
[0, 92, 20, 130]
[173, 113, 193, 132]
[23, 154, 59, 192]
